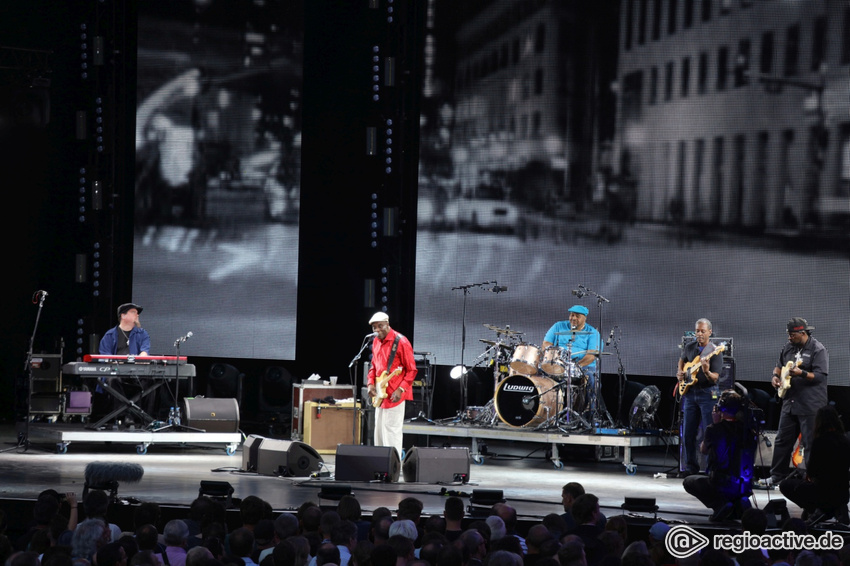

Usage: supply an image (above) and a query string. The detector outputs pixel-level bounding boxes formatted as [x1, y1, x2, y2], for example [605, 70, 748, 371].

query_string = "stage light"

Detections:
[450, 365, 467, 380]
[469, 489, 504, 507]
[208, 363, 244, 403]
[199, 480, 234, 509]
[620, 497, 658, 519]
[319, 484, 352, 501]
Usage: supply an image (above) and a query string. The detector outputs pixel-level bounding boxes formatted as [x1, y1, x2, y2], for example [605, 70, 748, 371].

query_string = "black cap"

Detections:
[787, 317, 813, 333]
[117, 303, 144, 318]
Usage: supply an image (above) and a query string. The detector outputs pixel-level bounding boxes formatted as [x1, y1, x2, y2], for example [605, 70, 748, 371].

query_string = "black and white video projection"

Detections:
[415, 1, 849, 384]
[133, 0, 303, 359]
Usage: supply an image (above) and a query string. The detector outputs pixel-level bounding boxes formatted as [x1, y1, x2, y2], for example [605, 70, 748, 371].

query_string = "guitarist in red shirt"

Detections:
[366, 312, 417, 458]
[676, 318, 724, 478]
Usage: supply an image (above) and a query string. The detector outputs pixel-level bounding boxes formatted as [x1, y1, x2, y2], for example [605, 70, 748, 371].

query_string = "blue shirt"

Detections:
[544, 321, 601, 372]
[99, 326, 151, 355]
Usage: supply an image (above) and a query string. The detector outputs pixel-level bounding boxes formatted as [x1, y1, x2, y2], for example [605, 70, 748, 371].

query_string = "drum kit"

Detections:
[464, 323, 600, 431]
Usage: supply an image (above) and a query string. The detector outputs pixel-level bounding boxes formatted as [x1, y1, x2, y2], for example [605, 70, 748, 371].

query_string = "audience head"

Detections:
[229, 527, 255, 559]
[72, 518, 108, 560]
[84, 490, 110, 518]
[484, 516, 505, 542]
[388, 520, 417, 542]
[275, 512, 299, 541]
[570, 494, 600, 526]
[337, 496, 362, 522]
[444, 498, 464, 523]
[397, 498, 424, 524]
[164, 520, 190, 548]
[239, 496, 270, 526]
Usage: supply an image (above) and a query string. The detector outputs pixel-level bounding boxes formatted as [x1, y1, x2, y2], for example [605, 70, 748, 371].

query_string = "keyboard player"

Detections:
[98, 303, 156, 423]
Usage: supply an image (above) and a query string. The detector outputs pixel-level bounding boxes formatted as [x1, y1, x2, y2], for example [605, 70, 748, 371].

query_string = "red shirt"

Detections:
[367, 328, 417, 408]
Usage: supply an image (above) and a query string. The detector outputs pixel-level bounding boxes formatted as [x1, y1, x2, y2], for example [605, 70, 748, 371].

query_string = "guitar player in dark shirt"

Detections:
[677, 318, 724, 478]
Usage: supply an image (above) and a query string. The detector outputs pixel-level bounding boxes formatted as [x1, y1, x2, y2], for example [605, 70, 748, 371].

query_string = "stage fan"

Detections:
[629, 385, 660, 430]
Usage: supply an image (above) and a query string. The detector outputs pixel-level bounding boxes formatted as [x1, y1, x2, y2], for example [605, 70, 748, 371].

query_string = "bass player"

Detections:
[760, 317, 829, 488]
[366, 311, 417, 459]
[677, 318, 724, 477]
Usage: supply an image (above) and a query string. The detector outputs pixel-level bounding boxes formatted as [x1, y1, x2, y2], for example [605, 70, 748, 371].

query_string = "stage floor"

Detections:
[0, 423, 803, 531]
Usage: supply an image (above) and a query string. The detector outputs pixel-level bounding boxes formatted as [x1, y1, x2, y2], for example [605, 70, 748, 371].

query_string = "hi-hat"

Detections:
[483, 324, 524, 336]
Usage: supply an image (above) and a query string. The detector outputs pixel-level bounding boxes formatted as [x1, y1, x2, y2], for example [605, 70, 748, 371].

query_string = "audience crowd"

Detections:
[1, 481, 847, 566]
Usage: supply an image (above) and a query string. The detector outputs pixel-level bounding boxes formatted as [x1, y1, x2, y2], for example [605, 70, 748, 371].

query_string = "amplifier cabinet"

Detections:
[302, 401, 361, 453]
[291, 383, 356, 440]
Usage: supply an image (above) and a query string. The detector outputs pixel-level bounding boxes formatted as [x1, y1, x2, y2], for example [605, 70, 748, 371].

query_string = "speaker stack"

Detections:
[335, 445, 401, 482]
[402, 447, 470, 484]
[243, 435, 323, 477]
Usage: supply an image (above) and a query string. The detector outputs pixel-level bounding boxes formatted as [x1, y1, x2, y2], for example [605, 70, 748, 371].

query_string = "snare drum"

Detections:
[509, 343, 540, 375]
[495, 374, 562, 427]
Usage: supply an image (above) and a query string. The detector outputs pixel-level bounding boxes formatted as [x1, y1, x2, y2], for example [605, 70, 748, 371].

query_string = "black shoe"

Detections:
[709, 502, 735, 523]
[677, 470, 694, 479]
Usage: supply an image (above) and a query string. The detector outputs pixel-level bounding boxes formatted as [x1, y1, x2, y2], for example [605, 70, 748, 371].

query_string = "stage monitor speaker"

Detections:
[335, 444, 400, 482]
[242, 434, 265, 473]
[402, 447, 470, 484]
[256, 437, 323, 477]
[184, 397, 240, 433]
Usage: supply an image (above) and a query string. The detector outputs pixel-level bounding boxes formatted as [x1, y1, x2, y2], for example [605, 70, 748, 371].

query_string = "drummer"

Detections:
[542, 305, 601, 373]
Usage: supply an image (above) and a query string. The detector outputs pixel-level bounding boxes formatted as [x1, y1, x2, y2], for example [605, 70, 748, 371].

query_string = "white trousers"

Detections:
[374, 401, 405, 458]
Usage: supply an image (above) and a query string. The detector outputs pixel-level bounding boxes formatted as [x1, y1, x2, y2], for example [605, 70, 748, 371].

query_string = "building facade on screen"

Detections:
[615, 0, 850, 233]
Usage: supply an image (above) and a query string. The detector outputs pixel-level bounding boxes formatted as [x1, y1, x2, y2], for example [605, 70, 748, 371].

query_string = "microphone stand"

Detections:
[450, 281, 493, 413]
[4, 291, 48, 453]
[609, 327, 628, 428]
[153, 335, 203, 433]
[348, 334, 374, 445]
[574, 285, 613, 428]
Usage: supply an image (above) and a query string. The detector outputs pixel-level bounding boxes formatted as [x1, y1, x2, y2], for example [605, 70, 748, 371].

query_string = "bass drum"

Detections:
[495, 374, 562, 428]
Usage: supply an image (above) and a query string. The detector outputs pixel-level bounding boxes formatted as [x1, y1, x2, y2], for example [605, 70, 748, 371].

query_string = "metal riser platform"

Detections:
[403, 421, 677, 474]
[26, 423, 241, 455]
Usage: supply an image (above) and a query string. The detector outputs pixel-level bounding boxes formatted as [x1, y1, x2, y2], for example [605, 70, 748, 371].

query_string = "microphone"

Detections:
[365, 332, 378, 338]
[572, 288, 586, 298]
[173, 331, 193, 347]
[521, 396, 534, 409]
[487, 285, 508, 293]
[605, 328, 615, 346]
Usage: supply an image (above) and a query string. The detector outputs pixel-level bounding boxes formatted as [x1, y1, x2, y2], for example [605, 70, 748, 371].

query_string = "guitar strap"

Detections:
[385, 335, 401, 372]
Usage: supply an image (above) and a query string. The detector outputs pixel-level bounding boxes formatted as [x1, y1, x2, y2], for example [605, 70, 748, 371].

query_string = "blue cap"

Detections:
[568, 305, 589, 316]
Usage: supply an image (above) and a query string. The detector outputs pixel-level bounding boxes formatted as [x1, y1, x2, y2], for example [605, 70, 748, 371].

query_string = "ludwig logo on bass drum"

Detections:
[503, 384, 535, 393]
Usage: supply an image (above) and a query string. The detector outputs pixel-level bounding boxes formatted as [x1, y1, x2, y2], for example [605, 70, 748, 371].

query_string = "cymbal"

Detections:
[483, 324, 524, 335]
[554, 330, 592, 336]
[479, 339, 511, 348]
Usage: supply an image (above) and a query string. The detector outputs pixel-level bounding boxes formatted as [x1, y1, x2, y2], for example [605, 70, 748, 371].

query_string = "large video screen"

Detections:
[133, 0, 302, 359]
[415, 1, 848, 385]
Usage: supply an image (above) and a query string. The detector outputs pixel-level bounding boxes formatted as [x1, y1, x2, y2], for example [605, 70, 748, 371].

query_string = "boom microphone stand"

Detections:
[451, 281, 502, 412]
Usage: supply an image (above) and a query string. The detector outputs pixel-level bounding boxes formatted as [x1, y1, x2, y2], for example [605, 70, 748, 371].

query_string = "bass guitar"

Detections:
[372, 366, 403, 408]
[678, 342, 727, 397]
[777, 355, 803, 399]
